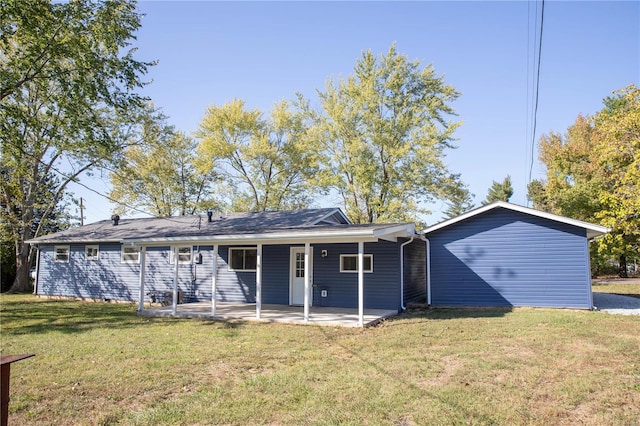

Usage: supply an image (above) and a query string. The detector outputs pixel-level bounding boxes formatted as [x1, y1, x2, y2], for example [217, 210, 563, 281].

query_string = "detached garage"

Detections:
[423, 202, 609, 309]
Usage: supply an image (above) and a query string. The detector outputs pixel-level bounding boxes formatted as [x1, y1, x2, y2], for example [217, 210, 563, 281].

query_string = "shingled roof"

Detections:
[26, 208, 416, 245]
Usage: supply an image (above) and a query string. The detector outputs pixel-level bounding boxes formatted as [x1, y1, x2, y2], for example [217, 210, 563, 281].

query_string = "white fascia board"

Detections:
[124, 228, 383, 247]
[421, 201, 610, 238]
[373, 223, 415, 242]
[27, 239, 121, 245]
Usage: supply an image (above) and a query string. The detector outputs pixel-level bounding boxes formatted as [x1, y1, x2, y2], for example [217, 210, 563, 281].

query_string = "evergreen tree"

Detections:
[482, 176, 513, 205]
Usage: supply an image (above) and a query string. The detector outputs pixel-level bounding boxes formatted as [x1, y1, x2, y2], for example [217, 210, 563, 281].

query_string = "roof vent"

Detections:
[111, 214, 120, 226]
[207, 211, 213, 223]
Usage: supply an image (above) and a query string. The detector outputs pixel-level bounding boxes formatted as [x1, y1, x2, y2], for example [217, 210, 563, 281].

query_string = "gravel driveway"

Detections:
[592, 292, 640, 316]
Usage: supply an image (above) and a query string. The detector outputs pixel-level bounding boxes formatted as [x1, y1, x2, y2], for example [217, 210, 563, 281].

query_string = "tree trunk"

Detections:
[9, 248, 32, 293]
[618, 254, 628, 278]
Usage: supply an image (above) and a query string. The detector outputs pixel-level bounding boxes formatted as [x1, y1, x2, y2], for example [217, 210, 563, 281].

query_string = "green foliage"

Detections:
[528, 85, 640, 277]
[482, 175, 513, 205]
[0, 0, 152, 292]
[109, 105, 219, 216]
[310, 44, 462, 223]
[443, 184, 475, 219]
[196, 98, 323, 212]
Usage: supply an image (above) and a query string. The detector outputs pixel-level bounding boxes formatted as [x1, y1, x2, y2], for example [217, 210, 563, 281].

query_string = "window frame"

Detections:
[85, 245, 99, 261]
[339, 254, 374, 273]
[228, 247, 258, 272]
[54, 245, 70, 263]
[121, 245, 140, 264]
[169, 246, 193, 264]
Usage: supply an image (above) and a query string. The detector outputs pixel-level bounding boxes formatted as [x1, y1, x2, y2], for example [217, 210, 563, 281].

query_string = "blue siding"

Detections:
[311, 241, 401, 311]
[37, 244, 215, 302]
[428, 208, 592, 309]
[214, 246, 256, 303]
[37, 241, 405, 310]
[403, 239, 427, 305]
[262, 245, 291, 304]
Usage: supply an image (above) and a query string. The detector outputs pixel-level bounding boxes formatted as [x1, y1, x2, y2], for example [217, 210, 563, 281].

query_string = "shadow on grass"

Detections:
[0, 294, 214, 336]
[381, 306, 514, 326]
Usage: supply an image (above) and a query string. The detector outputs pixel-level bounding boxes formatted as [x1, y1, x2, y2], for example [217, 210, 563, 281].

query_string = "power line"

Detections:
[527, 0, 545, 192]
[3, 140, 187, 225]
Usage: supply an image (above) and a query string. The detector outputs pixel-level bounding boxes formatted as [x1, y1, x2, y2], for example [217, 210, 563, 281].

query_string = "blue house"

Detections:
[28, 208, 426, 326]
[28, 203, 609, 325]
[422, 202, 609, 309]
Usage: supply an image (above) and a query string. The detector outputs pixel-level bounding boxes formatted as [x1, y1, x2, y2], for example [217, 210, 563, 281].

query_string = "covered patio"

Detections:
[138, 301, 397, 327]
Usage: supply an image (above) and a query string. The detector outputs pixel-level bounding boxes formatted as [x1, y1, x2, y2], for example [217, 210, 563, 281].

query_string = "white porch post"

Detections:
[304, 242, 310, 323]
[256, 243, 262, 319]
[211, 245, 217, 317]
[137, 246, 146, 312]
[358, 241, 364, 327]
[172, 246, 178, 316]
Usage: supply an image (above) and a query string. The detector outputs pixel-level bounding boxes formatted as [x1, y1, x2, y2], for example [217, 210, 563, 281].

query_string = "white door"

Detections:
[290, 247, 313, 306]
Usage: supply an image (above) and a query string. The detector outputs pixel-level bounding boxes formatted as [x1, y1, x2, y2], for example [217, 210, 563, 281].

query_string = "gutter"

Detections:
[32, 244, 40, 295]
[399, 236, 415, 310]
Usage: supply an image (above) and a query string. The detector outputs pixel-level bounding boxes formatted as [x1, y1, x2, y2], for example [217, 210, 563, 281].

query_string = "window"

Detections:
[85, 245, 99, 260]
[54, 245, 70, 263]
[340, 254, 373, 273]
[229, 248, 257, 271]
[170, 246, 192, 264]
[121, 246, 139, 263]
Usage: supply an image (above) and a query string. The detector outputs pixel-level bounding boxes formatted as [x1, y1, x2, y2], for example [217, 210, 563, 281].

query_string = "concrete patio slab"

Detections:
[138, 302, 397, 327]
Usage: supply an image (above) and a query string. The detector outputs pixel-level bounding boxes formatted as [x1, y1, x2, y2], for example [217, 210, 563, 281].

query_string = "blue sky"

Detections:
[75, 1, 639, 224]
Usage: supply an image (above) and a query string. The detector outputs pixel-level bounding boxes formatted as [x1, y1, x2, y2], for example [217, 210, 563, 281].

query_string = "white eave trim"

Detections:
[421, 201, 610, 239]
[123, 224, 415, 247]
[26, 239, 122, 245]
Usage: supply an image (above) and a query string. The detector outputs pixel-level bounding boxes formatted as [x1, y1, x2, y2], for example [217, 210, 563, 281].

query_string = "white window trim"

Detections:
[54, 245, 70, 263]
[169, 246, 193, 264]
[339, 254, 374, 273]
[228, 247, 258, 272]
[121, 245, 140, 264]
[85, 245, 99, 261]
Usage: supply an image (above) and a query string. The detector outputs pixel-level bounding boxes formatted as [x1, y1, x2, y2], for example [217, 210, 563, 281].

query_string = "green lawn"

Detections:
[1, 294, 639, 425]
[593, 282, 640, 299]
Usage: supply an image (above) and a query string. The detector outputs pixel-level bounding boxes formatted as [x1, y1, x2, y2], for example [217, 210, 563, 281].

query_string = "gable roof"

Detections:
[421, 201, 610, 239]
[27, 208, 415, 245]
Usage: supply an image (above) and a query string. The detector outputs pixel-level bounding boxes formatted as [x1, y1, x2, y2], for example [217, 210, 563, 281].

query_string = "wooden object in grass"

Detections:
[1, 354, 35, 426]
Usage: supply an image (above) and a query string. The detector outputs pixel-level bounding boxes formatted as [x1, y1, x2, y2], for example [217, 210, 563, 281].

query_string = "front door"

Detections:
[290, 247, 313, 306]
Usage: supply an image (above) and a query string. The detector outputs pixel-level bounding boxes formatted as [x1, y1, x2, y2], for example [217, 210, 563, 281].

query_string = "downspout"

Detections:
[400, 236, 414, 310]
[32, 244, 40, 295]
[419, 234, 431, 305]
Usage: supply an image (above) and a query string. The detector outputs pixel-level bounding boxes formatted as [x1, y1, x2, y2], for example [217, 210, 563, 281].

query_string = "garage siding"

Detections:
[427, 208, 592, 309]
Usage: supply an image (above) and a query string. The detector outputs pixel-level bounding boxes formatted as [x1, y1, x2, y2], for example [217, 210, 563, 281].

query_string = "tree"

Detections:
[309, 44, 462, 223]
[528, 85, 640, 277]
[109, 105, 218, 216]
[482, 175, 513, 205]
[196, 98, 322, 212]
[0, 0, 152, 292]
[1, 172, 72, 292]
[443, 184, 475, 219]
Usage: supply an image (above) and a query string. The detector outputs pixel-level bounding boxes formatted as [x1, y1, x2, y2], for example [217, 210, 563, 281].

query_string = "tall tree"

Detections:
[309, 44, 462, 223]
[109, 105, 218, 216]
[528, 85, 640, 277]
[0, 0, 152, 292]
[482, 175, 513, 205]
[443, 184, 475, 219]
[196, 98, 322, 212]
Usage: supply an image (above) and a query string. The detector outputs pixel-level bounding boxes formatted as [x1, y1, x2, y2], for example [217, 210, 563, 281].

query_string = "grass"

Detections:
[1, 294, 639, 425]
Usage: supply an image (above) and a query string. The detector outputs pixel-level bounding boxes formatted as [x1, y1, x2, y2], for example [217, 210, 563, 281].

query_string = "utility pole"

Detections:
[79, 197, 84, 226]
